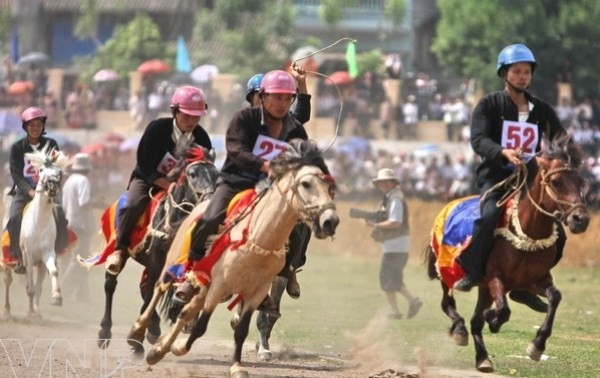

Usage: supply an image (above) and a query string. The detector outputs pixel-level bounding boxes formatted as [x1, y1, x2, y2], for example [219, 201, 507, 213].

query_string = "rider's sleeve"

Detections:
[225, 109, 265, 175]
[135, 120, 171, 184]
[293, 93, 312, 124]
[9, 141, 31, 194]
[470, 94, 504, 166]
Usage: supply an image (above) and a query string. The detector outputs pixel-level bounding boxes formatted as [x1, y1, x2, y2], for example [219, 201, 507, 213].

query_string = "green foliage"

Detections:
[191, 0, 307, 84]
[432, 0, 600, 100]
[384, 0, 406, 29]
[74, 0, 99, 42]
[319, 0, 356, 28]
[80, 14, 168, 83]
[358, 49, 384, 75]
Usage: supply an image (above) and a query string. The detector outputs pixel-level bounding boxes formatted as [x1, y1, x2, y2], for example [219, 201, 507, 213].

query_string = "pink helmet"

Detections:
[21, 106, 47, 131]
[170, 86, 208, 116]
[260, 70, 297, 95]
[22, 106, 47, 123]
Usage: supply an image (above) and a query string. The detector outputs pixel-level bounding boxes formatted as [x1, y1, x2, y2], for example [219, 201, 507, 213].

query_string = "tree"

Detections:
[432, 0, 600, 101]
[77, 14, 168, 82]
[190, 0, 309, 82]
[74, 0, 100, 46]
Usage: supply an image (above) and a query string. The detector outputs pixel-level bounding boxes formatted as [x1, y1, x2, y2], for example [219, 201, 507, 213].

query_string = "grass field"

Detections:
[3, 198, 599, 377]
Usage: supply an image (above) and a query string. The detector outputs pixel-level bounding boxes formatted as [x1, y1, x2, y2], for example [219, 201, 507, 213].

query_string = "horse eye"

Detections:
[301, 181, 311, 189]
[551, 179, 562, 188]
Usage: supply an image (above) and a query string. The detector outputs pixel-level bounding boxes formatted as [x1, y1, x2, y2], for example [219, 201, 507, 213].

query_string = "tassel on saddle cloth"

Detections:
[77, 191, 165, 269]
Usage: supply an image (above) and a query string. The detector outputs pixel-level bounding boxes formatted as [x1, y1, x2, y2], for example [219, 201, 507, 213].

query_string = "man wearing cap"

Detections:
[368, 168, 422, 319]
[61, 153, 94, 300]
[105, 85, 213, 275]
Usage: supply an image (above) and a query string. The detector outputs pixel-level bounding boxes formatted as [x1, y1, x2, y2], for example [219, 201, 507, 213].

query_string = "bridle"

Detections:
[278, 170, 336, 226]
[528, 165, 587, 223]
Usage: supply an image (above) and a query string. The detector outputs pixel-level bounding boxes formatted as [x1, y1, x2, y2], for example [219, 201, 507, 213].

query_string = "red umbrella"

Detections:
[80, 142, 105, 155]
[7, 81, 35, 95]
[137, 59, 171, 74]
[325, 71, 353, 86]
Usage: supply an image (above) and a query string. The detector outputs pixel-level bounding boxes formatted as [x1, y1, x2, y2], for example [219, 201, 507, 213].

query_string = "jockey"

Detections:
[453, 44, 567, 312]
[175, 67, 322, 304]
[243, 67, 312, 299]
[7, 107, 69, 274]
[105, 85, 213, 275]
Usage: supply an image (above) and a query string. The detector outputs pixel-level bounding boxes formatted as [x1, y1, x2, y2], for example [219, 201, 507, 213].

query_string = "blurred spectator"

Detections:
[65, 84, 84, 129]
[80, 84, 97, 129]
[400, 95, 418, 139]
[555, 97, 576, 127]
[112, 86, 129, 111]
[41, 89, 59, 129]
[443, 96, 469, 142]
[129, 89, 147, 130]
[146, 85, 164, 120]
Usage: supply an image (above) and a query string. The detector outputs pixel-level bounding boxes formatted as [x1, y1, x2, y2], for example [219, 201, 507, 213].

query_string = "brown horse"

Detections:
[426, 135, 589, 373]
[129, 139, 339, 377]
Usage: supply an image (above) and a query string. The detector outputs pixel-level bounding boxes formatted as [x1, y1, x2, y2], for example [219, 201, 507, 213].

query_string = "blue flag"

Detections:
[176, 35, 192, 73]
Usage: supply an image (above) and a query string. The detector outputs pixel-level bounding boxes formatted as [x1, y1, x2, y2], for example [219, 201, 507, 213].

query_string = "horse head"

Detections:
[271, 139, 339, 239]
[531, 134, 589, 234]
[168, 146, 218, 206]
[26, 146, 69, 200]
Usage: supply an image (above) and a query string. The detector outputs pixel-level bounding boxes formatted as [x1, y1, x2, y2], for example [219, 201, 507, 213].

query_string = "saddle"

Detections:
[431, 195, 511, 288]
[162, 189, 259, 289]
[78, 191, 165, 269]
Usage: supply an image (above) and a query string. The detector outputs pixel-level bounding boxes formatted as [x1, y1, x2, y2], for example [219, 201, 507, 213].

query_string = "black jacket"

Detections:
[131, 117, 212, 186]
[220, 106, 308, 187]
[470, 90, 565, 186]
[9, 136, 59, 196]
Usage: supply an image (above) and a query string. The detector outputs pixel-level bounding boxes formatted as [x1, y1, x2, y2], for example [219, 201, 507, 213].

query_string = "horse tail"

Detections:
[422, 239, 439, 281]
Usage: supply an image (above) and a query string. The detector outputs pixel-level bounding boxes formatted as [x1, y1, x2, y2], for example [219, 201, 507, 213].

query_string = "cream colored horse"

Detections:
[20, 147, 70, 316]
[128, 140, 339, 378]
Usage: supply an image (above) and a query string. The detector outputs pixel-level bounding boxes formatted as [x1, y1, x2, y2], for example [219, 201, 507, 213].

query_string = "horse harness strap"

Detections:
[536, 166, 586, 222]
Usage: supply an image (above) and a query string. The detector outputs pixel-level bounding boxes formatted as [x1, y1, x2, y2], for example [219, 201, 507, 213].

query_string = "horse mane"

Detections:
[539, 133, 583, 169]
[167, 146, 210, 181]
[270, 139, 331, 179]
[26, 145, 70, 172]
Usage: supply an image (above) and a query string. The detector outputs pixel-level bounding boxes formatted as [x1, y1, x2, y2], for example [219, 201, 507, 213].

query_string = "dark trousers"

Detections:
[116, 177, 151, 251]
[457, 181, 566, 280]
[7, 192, 69, 258]
[188, 181, 311, 277]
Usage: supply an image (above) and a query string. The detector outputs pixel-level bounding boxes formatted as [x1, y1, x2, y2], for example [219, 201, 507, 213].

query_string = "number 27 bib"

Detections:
[252, 135, 291, 161]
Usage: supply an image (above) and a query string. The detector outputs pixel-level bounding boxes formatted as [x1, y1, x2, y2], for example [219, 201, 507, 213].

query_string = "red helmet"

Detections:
[21, 106, 47, 131]
[260, 70, 297, 95]
[170, 86, 208, 117]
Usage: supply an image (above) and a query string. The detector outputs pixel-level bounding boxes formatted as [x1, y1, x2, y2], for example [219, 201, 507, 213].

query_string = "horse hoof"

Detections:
[452, 331, 468, 346]
[98, 329, 112, 349]
[171, 339, 189, 356]
[146, 332, 160, 345]
[131, 342, 145, 355]
[476, 358, 494, 373]
[146, 347, 166, 365]
[258, 349, 272, 362]
[527, 343, 543, 361]
[50, 297, 62, 306]
[230, 364, 249, 378]
[127, 328, 145, 347]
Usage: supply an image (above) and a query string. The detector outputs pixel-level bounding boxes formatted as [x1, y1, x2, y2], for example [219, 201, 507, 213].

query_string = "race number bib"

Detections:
[157, 151, 178, 174]
[22, 157, 38, 186]
[252, 135, 291, 162]
[500, 120, 539, 161]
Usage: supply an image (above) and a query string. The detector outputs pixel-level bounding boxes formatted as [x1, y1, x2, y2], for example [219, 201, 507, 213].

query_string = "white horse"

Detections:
[20, 146, 70, 316]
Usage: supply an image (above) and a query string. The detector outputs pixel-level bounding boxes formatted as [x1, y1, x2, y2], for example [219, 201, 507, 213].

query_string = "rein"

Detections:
[276, 171, 336, 226]
[490, 158, 585, 251]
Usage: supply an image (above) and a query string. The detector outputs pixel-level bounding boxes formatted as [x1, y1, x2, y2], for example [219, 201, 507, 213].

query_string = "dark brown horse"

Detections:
[426, 135, 589, 373]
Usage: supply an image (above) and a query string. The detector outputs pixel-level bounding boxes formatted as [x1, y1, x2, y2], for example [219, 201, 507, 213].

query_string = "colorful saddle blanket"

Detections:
[162, 189, 258, 288]
[431, 195, 510, 288]
[78, 191, 164, 269]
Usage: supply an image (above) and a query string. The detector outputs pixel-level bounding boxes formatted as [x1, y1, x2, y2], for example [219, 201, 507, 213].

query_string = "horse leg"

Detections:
[146, 286, 206, 365]
[143, 253, 166, 344]
[230, 306, 254, 378]
[33, 264, 46, 317]
[128, 283, 166, 348]
[98, 272, 118, 349]
[471, 287, 494, 373]
[527, 285, 561, 361]
[172, 306, 214, 356]
[256, 276, 287, 362]
[439, 282, 468, 346]
[484, 278, 510, 333]
[2, 270, 11, 319]
[45, 253, 62, 306]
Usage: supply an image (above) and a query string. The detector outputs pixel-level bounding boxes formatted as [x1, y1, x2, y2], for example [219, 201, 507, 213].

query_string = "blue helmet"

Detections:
[496, 43, 537, 76]
[245, 73, 264, 102]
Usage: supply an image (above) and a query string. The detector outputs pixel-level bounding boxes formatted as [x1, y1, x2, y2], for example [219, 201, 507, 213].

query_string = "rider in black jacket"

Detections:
[453, 44, 567, 313]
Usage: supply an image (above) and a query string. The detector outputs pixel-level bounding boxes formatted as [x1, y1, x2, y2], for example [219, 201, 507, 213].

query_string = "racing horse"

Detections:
[20, 147, 70, 316]
[79, 146, 218, 349]
[129, 139, 339, 377]
[426, 134, 589, 373]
